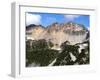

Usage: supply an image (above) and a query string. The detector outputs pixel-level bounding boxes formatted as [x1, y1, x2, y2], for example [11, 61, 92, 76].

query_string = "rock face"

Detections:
[26, 22, 88, 47]
[26, 22, 90, 67]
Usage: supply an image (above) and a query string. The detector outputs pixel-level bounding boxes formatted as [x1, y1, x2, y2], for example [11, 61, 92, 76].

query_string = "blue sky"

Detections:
[26, 12, 90, 29]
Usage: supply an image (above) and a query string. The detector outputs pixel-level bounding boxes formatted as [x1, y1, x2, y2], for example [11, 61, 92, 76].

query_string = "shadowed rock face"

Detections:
[26, 39, 89, 67]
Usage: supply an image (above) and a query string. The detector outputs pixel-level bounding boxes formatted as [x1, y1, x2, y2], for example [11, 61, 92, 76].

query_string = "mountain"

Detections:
[26, 22, 90, 67]
[26, 22, 89, 48]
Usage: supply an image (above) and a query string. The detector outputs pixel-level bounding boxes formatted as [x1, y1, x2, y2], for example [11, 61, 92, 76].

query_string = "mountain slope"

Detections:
[26, 22, 90, 67]
[26, 22, 88, 47]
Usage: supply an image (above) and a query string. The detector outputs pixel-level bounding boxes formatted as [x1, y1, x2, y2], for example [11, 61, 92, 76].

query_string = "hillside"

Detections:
[26, 22, 90, 67]
[26, 22, 88, 47]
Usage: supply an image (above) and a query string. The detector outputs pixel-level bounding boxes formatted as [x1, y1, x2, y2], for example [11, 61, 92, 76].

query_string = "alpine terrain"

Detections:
[26, 22, 89, 67]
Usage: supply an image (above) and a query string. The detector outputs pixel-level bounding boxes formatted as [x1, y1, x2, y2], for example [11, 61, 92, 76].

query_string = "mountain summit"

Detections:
[26, 22, 88, 48]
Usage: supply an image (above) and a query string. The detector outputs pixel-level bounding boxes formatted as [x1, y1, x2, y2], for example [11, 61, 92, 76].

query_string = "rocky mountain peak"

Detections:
[47, 22, 87, 32]
[26, 22, 88, 46]
[26, 24, 45, 31]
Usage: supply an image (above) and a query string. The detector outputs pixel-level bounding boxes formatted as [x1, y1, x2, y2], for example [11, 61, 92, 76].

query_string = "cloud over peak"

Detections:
[64, 15, 80, 20]
[26, 13, 41, 26]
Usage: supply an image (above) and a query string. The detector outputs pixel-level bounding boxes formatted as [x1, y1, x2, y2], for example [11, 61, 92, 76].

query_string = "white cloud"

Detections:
[87, 27, 90, 31]
[26, 13, 41, 26]
[64, 15, 80, 20]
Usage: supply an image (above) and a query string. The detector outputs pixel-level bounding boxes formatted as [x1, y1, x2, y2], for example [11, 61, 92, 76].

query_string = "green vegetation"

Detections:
[53, 40, 89, 66]
[26, 39, 90, 67]
[26, 39, 58, 67]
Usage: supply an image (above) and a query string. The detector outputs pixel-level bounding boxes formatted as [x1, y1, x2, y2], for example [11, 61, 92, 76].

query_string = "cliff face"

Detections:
[26, 22, 88, 47]
[26, 22, 90, 67]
